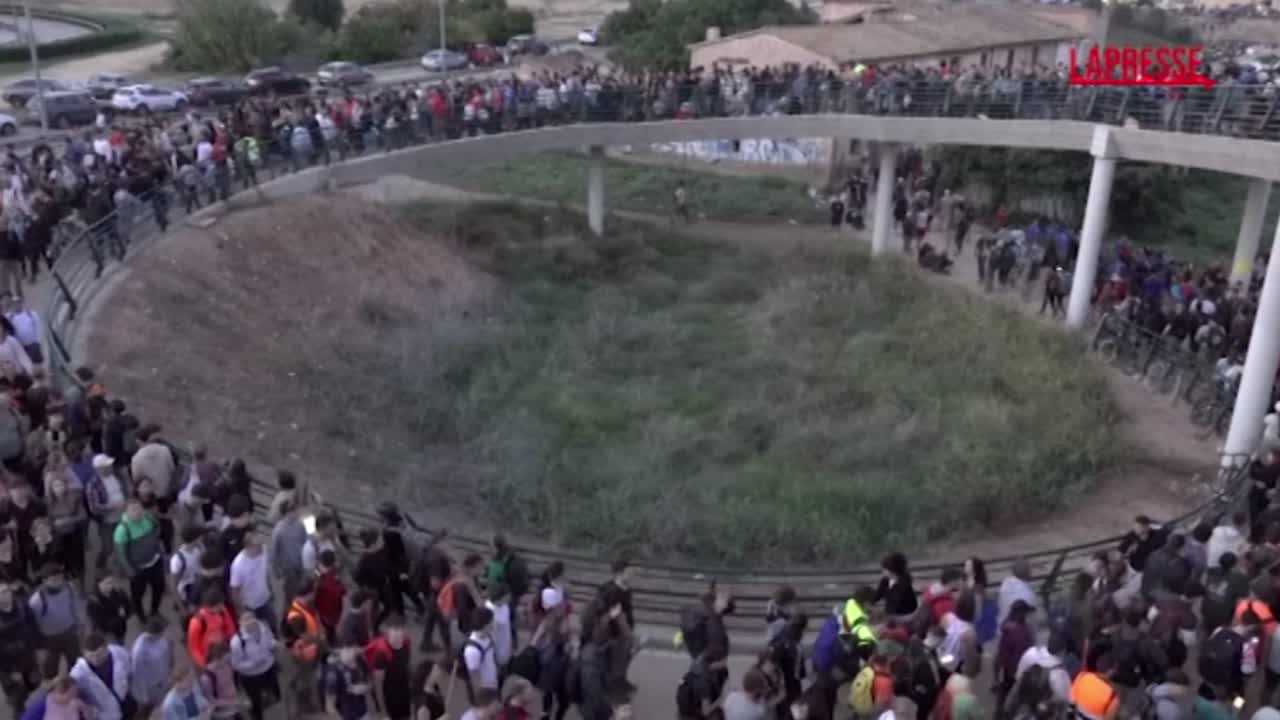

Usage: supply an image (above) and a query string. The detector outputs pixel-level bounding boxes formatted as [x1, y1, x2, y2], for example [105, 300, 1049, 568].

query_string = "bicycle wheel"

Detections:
[1190, 397, 1218, 428]
[1145, 360, 1175, 395]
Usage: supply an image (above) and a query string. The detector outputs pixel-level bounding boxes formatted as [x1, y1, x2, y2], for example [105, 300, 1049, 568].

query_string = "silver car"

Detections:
[420, 49, 469, 72]
[317, 61, 374, 86]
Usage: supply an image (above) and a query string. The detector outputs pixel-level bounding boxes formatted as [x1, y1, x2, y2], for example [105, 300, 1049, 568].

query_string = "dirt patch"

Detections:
[84, 193, 492, 508]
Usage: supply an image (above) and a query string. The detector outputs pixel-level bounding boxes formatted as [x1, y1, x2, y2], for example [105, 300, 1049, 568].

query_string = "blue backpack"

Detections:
[812, 612, 842, 674]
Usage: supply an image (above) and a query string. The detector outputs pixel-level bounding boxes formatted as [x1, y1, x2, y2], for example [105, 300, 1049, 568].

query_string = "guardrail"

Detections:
[36, 100, 1255, 633]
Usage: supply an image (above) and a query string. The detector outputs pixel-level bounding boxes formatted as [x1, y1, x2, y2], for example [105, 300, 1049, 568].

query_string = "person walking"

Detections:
[130, 615, 172, 719]
[115, 496, 166, 620]
[230, 610, 281, 720]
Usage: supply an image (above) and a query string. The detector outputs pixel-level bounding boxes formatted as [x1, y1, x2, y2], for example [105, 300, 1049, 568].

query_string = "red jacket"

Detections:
[314, 570, 346, 629]
[187, 605, 236, 668]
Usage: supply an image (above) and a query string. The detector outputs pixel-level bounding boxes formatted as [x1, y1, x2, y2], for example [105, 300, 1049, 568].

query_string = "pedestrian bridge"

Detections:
[45, 105, 1274, 634]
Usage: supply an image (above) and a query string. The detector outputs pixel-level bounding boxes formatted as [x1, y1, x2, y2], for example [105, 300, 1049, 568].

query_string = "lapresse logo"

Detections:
[1068, 45, 1215, 87]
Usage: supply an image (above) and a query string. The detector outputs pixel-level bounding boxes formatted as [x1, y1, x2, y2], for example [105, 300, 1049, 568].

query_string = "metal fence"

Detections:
[35, 91, 1259, 631]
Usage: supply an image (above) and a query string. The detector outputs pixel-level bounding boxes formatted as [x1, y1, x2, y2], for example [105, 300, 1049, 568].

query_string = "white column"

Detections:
[1224, 222, 1280, 458]
[1065, 127, 1118, 330]
[871, 143, 896, 256]
[1231, 178, 1271, 288]
[587, 145, 605, 237]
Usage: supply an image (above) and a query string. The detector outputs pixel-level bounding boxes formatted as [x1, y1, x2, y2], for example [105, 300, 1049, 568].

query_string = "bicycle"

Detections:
[1190, 375, 1238, 440]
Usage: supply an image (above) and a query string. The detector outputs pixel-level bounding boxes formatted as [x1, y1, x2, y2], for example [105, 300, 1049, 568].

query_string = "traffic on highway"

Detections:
[0, 32, 589, 146]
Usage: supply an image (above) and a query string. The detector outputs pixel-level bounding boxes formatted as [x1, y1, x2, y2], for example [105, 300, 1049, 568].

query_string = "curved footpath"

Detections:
[38, 112, 1254, 652]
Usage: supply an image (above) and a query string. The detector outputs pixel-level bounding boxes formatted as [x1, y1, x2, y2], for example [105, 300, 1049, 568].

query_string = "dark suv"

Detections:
[244, 67, 312, 95]
[3, 79, 69, 108]
[27, 91, 98, 129]
[186, 78, 249, 107]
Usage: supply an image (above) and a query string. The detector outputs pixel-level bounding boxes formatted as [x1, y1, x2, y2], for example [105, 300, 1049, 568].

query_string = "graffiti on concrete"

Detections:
[650, 137, 829, 165]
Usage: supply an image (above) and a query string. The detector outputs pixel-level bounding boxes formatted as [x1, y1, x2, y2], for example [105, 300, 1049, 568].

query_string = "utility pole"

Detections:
[438, 0, 446, 53]
[22, 0, 47, 133]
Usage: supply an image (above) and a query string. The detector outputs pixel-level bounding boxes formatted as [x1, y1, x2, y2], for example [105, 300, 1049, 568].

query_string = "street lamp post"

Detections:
[438, 0, 446, 53]
[21, 0, 47, 133]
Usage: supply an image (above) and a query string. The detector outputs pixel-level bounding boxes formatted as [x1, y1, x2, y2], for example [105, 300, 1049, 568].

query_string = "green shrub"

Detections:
[292, 201, 1122, 567]
[288, 0, 346, 31]
[339, 12, 404, 63]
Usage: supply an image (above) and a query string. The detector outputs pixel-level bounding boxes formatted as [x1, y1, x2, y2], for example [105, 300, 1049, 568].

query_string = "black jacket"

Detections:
[87, 589, 131, 640]
[0, 602, 34, 671]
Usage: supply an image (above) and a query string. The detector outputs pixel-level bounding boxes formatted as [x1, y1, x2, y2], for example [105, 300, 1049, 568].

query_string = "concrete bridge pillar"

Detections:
[588, 145, 605, 237]
[1225, 219, 1280, 459]
[871, 142, 897, 256]
[1066, 127, 1117, 330]
[1231, 178, 1271, 288]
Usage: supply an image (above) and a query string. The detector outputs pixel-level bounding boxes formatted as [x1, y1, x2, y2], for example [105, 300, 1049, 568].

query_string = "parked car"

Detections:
[317, 61, 374, 86]
[244, 66, 312, 95]
[3, 78, 68, 108]
[0, 112, 16, 135]
[26, 91, 97, 129]
[110, 84, 189, 113]
[464, 43, 502, 66]
[420, 49, 469, 72]
[506, 34, 549, 56]
[85, 74, 129, 100]
[185, 77, 249, 107]
[576, 27, 598, 45]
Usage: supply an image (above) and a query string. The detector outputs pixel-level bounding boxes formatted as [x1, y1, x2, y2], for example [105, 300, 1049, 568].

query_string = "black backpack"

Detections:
[679, 606, 710, 658]
[1199, 628, 1243, 687]
[508, 645, 541, 685]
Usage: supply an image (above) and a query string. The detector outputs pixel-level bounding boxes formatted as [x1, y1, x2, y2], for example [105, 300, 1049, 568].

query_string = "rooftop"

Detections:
[691, 5, 1089, 63]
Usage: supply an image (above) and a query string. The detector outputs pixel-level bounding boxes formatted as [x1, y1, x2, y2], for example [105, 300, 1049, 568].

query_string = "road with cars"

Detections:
[0, 40, 604, 148]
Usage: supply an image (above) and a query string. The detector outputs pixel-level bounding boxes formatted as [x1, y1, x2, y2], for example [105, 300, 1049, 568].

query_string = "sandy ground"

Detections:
[81, 173, 1216, 569]
[0, 41, 171, 85]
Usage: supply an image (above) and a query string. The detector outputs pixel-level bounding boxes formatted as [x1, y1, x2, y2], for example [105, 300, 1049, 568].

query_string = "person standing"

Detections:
[369, 616, 414, 720]
[269, 497, 308, 610]
[114, 497, 166, 620]
[86, 453, 127, 572]
[230, 530, 274, 628]
[230, 610, 281, 720]
[28, 564, 80, 678]
[69, 632, 131, 720]
[0, 579, 36, 712]
[130, 615, 172, 719]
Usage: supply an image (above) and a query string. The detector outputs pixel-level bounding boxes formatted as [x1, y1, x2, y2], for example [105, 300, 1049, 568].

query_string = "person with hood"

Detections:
[0, 579, 36, 711]
[114, 496, 166, 620]
[1148, 667, 1194, 720]
[69, 632, 131, 720]
[85, 574, 130, 644]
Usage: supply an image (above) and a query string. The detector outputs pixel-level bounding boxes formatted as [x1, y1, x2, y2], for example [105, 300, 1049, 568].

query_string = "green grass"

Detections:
[293, 201, 1123, 568]
[444, 151, 827, 224]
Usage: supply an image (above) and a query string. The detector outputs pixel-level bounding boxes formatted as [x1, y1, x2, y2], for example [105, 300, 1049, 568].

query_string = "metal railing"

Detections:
[34, 90, 1261, 630]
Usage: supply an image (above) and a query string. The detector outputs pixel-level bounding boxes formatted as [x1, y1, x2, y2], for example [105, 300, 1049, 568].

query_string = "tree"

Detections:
[340, 12, 405, 63]
[170, 0, 284, 71]
[601, 0, 815, 70]
[288, 0, 346, 31]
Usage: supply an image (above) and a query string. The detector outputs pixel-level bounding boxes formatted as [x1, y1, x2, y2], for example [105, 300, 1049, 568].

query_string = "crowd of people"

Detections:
[9, 54, 1280, 720]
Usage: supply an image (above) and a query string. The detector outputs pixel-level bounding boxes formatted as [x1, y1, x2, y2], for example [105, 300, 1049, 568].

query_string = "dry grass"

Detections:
[86, 195, 1125, 567]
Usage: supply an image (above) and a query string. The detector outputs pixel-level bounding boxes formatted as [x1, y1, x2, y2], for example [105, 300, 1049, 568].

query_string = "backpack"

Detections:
[813, 612, 864, 677]
[437, 579, 462, 620]
[0, 406, 21, 461]
[849, 664, 887, 716]
[363, 636, 393, 669]
[1199, 628, 1244, 687]
[679, 605, 710, 658]
[508, 645, 541, 684]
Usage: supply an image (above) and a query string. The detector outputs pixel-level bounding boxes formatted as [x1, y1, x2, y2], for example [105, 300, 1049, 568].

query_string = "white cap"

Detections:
[92, 454, 114, 469]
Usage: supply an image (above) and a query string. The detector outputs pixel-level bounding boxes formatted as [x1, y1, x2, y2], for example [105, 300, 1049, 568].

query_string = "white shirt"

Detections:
[229, 550, 271, 610]
[463, 632, 498, 690]
[92, 137, 111, 162]
[230, 625, 277, 677]
[1016, 646, 1071, 701]
[485, 600, 512, 665]
[5, 309, 39, 346]
[196, 140, 214, 166]
[169, 545, 201, 595]
[540, 584, 564, 611]
[1208, 525, 1246, 570]
[301, 535, 338, 574]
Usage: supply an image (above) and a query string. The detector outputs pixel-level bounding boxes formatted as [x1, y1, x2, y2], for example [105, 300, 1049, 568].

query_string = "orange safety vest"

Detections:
[1233, 598, 1277, 636]
[286, 599, 320, 637]
[1070, 672, 1117, 720]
